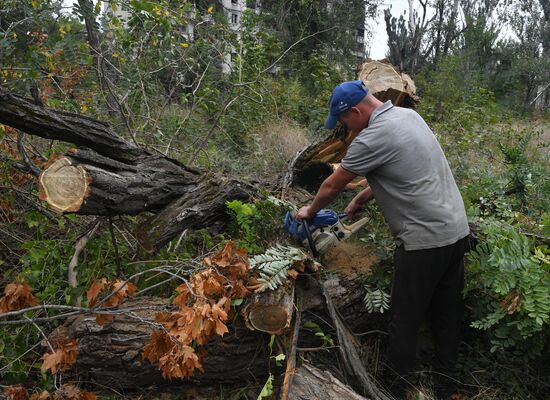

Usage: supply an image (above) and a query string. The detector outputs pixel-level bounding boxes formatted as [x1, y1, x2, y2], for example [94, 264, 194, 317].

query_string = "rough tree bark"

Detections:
[288, 362, 368, 400]
[54, 298, 271, 391]
[0, 88, 259, 252]
[51, 271, 372, 391]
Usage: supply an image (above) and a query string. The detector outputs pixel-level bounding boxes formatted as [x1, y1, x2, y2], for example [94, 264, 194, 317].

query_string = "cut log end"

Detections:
[248, 304, 291, 333]
[243, 283, 295, 335]
[38, 157, 90, 213]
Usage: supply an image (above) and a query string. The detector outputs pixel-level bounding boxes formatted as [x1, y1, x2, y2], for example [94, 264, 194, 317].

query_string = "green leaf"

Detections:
[257, 373, 273, 399]
[231, 298, 244, 306]
[303, 320, 320, 330]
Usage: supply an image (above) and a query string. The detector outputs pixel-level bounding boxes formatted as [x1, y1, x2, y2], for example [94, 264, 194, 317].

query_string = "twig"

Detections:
[321, 280, 392, 400]
[0, 304, 90, 319]
[530, 81, 550, 105]
[353, 330, 389, 337]
[108, 217, 123, 278]
[173, 229, 188, 252]
[0, 305, 168, 326]
[188, 94, 242, 164]
[68, 219, 101, 306]
[235, 27, 337, 87]
[16, 130, 41, 176]
[280, 285, 302, 400]
[0, 341, 42, 374]
[24, 315, 59, 388]
[295, 346, 339, 352]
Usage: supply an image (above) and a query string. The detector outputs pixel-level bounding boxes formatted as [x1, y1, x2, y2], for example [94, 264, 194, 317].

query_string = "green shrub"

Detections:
[465, 219, 550, 358]
[226, 197, 292, 254]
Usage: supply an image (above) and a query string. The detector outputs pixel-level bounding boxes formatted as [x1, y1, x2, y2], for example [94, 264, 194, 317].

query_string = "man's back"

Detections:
[341, 102, 469, 250]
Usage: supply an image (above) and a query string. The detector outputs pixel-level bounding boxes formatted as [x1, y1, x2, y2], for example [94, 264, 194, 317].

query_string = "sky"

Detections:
[369, 0, 420, 60]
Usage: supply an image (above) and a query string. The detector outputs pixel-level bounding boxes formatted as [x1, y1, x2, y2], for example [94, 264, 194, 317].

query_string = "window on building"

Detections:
[231, 13, 238, 24]
[231, 0, 238, 5]
[356, 28, 365, 37]
[246, 0, 256, 8]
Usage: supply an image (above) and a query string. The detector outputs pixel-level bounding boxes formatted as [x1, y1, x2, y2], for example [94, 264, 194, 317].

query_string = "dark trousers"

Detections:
[388, 236, 469, 380]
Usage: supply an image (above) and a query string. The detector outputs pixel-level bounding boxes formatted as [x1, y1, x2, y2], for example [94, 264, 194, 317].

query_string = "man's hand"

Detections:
[296, 205, 316, 220]
[345, 186, 374, 220]
[344, 199, 363, 221]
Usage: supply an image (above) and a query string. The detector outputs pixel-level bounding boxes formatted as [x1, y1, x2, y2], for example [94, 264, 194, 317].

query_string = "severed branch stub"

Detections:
[39, 157, 91, 213]
[242, 281, 295, 335]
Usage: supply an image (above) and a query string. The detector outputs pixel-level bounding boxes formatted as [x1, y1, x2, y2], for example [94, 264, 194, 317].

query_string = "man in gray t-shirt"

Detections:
[341, 98, 469, 250]
[296, 80, 469, 399]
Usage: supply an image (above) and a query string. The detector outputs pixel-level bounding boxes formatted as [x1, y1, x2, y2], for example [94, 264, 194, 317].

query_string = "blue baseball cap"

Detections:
[324, 80, 369, 129]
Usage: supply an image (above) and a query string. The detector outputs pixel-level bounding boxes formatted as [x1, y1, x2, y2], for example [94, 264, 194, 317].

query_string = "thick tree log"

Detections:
[57, 297, 271, 390]
[242, 281, 295, 335]
[0, 88, 209, 215]
[37, 150, 201, 215]
[0, 88, 261, 251]
[53, 272, 370, 391]
[288, 362, 367, 400]
[135, 176, 258, 254]
[0, 88, 144, 163]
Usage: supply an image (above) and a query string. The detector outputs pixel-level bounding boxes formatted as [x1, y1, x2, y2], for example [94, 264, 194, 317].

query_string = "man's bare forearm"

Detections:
[353, 186, 374, 205]
[309, 180, 341, 213]
[295, 167, 357, 220]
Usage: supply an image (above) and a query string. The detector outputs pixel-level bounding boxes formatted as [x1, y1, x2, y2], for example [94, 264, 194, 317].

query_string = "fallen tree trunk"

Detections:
[57, 298, 271, 390]
[134, 176, 257, 253]
[54, 271, 372, 391]
[288, 362, 367, 400]
[0, 88, 259, 251]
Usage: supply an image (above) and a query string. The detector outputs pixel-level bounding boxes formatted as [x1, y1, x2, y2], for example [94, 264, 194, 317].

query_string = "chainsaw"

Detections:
[284, 209, 370, 257]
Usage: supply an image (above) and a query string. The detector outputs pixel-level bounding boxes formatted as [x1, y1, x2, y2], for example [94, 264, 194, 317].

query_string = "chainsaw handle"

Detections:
[302, 219, 319, 258]
[338, 208, 365, 221]
[342, 216, 370, 235]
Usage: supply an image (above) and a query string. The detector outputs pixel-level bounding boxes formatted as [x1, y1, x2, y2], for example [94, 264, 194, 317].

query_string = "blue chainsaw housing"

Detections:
[284, 209, 341, 242]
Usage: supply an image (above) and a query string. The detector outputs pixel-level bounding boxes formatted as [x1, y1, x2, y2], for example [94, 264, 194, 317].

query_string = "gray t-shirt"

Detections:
[341, 101, 469, 250]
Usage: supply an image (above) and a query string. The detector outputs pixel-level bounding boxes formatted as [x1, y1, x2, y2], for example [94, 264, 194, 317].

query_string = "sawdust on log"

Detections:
[321, 241, 378, 275]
